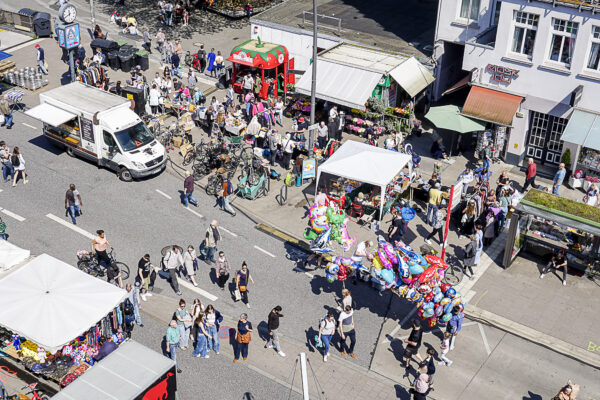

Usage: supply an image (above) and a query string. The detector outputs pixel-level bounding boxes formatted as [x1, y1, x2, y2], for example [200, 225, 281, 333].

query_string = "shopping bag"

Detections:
[234, 289, 242, 302]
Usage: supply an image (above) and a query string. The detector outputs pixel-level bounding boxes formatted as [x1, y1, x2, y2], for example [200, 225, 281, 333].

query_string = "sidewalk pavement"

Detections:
[139, 291, 412, 400]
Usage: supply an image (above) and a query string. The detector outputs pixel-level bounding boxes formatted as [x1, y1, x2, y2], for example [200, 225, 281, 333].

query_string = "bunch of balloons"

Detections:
[304, 204, 356, 252]
[324, 255, 372, 283]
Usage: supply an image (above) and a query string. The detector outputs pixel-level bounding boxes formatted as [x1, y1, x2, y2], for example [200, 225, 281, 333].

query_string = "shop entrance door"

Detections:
[526, 111, 567, 165]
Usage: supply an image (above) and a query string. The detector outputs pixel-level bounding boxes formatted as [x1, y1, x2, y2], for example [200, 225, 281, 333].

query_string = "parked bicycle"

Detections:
[76, 249, 130, 280]
[2, 383, 50, 400]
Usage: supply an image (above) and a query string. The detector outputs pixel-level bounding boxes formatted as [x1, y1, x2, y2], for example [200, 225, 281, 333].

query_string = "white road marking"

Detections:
[0, 208, 26, 222]
[478, 323, 492, 355]
[220, 226, 238, 237]
[293, 266, 314, 278]
[155, 189, 172, 199]
[185, 207, 204, 219]
[177, 278, 218, 301]
[305, 272, 314, 278]
[0, 189, 3, 193]
[21, 123, 37, 130]
[254, 245, 276, 258]
[46, 213, 95, 239]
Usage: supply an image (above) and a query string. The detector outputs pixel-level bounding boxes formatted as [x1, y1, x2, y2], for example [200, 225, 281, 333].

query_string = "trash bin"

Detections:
[108, 50, 120, 70]
[119, 53, 134, 73]
[135, 50, 149, 71]
[90, 39, 119, 54]
[32, 12, 52, 37]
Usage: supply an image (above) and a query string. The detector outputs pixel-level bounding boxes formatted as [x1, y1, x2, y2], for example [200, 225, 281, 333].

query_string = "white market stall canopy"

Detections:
[52, 340, 175, 400]
[25, 103, 76, 127]
[315, 141, 412, 219]
[295, 59, 383, 110]
[0, 240, 30, 272]
[295, 43, 434, 110]
[0, 253, 127, 353]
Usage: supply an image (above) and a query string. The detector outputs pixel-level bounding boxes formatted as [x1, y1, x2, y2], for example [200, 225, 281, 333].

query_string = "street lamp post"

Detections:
[90, 0, 96, 29]
[308, 0, 318, 157]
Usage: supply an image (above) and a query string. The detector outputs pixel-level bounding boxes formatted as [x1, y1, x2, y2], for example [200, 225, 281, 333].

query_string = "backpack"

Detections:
[11, 155, 19, 167]
[226, 179, 234, 195]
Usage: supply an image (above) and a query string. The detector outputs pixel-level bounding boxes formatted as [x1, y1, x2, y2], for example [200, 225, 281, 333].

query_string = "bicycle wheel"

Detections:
[206, 175, 222, 196]
[442, 265, 463, 286]
[116, 262, 130, 280]
[183, 151, 195, 166]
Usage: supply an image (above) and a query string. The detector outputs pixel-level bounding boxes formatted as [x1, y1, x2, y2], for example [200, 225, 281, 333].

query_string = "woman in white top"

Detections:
[318, 312, 336, 361]
[182, 245, 198, 286]
[461, 168, 474, 197]
[204, 304, 221, 354]
[274, 99, 284, 126]
[148, 84, 161, 115]
[162, 76, 172, 98]
[11, 147, 27, 186]
[341, 289, 353, 310]
[153, 72, 162, 89]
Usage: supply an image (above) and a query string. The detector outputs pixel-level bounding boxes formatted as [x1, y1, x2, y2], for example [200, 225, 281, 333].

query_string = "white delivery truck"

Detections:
[25, 82, 166, 181]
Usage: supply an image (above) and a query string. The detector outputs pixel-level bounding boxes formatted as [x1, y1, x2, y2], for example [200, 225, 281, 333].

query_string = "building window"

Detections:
[548, 18, 579, 66]
[587, 26, 600, 70]
[511, 11, 538, 57]
[493, 1, 502, 26]
[460, 0, 481, 21]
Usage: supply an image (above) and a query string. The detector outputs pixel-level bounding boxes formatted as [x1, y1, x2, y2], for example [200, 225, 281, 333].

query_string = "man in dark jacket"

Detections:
[94, 337, 117, 362]
[265, 306, 285, 357]
[183, 170, 198, 207]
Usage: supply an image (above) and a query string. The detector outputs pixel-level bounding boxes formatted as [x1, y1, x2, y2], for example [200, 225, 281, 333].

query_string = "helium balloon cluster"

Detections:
[324, 255, 371, 283]
[369, 240, 465, 327]
[304, 204, 356, 252]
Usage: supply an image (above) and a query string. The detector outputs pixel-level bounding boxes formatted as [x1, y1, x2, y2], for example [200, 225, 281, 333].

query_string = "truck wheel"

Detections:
[118, 167, 133, 182]
[66, 146, 75, 157]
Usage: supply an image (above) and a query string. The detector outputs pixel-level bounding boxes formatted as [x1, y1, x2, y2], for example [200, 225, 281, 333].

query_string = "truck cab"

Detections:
[25, 82, 166, 181]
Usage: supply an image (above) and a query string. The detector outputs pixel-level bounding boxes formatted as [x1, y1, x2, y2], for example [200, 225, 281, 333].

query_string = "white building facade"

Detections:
[434, 0, 600, 167]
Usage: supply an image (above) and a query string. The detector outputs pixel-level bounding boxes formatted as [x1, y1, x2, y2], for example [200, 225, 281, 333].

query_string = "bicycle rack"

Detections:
[277, 184, 288, 206]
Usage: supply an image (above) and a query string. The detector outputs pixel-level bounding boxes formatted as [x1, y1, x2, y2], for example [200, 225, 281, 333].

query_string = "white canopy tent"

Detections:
[0, 253, 127, 353]
[315, 141, 412, 220]
[0, 240, 31, 272]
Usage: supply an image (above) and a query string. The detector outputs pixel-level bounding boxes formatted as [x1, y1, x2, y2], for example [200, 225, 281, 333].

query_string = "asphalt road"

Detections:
[0, 112, 390, 393]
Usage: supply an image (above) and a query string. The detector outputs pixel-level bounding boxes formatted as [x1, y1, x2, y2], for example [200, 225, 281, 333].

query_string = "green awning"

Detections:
[424, 105, 486, 133]
[561, 109, 600, 150]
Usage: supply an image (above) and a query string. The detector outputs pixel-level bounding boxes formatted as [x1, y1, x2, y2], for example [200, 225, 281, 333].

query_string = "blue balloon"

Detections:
[445, 288, 457, 299]
[381, 269, 395, 284]
[433, 292, 443, 303]
[409, 264, 425, 275]
[423, 301, 435, 310]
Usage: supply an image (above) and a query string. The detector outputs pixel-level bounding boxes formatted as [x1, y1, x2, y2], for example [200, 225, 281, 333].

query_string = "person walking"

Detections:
[203, 220, 221, 264]
[125, 283, 143, 327]
[156, 28, 165, 56]
[174, 299, 193, 350]
[143, 28, 152, 54]
[215, 251, 231, 290]
[219, 174, 236, 216]
[11, 147, 27, 186]
[234, 313, 253, 362]
[65, 184, 82, 225]
[338, 305, 356, 359]
[149, 84, 160, 115]
[267, 130, 278, 166]
[403, 319, 423, 369]
[522, 158, 538, 192]
[341, 289, 353, 310]
[446, 305, 464, 351]
[274, 98, 284, 126]
[235, 262, 254, 308]
[318, 312, 336, 361]
[473, 224, 483, 266]
[165, 320, 182, 373]
[182, 245, 199, 287]
[553, 163, 567, 196]
[411, 373, 432, 400]
[265, 306, 286, 357]
[425, 207, 445, 246]
[35, 44, 48, 75]
[206, 48, 216, 77]
[554, 380, 579, 400]
[481, 142, 491, 170]
[540, 249, 568, 286]
[182, 170, 198, 207]
[192, 313, 210, 358]
[0, 96, 14, 129]
[0, 142, 13, 182]
[164, 245, 184, 295]
[426, 183, 442, 226]
[204, 304, 222, 354]
[463, 235, 478, 280]
[0, 217, 7, 240]
[137, 254, 155, 301]
[438, 331, 453, 366]
[461, 168, 473, 197]
[197, 44, 207, 73]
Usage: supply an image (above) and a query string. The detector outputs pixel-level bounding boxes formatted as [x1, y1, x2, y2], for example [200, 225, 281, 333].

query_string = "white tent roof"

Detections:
[0, 241, 31, 272]
[317, 140, 412, 187]
[389, 57, 435, 98]
[0, 254, 127, 353]
[295, 59, 382, 111]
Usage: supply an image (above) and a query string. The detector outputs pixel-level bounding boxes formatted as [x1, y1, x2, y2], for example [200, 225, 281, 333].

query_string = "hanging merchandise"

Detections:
[76, 66, 108, 87]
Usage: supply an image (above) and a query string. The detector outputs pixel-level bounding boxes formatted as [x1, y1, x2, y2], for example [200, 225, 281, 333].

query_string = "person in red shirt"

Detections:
[523, 158, 538, 191]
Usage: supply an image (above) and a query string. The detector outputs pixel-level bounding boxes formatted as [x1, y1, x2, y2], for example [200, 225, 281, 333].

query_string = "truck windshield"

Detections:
[114, 122, 154, 152]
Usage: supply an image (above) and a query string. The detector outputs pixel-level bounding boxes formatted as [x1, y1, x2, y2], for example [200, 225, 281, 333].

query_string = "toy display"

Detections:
[305, 204, 356, 253]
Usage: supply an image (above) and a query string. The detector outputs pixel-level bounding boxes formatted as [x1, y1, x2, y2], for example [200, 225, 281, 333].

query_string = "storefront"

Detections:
[503, 189, 600, 272]
[227, 39, 293, 100]
[560, 108, 600, 186]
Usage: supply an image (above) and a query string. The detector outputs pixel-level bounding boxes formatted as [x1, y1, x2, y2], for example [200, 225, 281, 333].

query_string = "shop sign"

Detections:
[487, 64, 519, 84]
[232, 52, 253, 64]
[302, 158, 316, 180]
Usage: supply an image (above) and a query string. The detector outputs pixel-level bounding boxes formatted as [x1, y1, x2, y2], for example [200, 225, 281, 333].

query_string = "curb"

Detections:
[465, 304, 600, 369]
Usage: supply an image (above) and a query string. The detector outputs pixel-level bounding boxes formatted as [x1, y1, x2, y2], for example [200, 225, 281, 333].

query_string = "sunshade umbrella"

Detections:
[425, 105, 486, 133]
[0, 254, 127, 353]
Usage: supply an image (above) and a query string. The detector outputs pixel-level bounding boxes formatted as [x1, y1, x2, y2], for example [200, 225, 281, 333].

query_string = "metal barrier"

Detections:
[277, 183, 288, 206]
[302, 11, 342, 33]
[0, 9, 34, 33]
